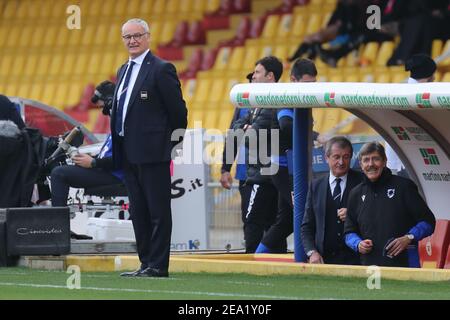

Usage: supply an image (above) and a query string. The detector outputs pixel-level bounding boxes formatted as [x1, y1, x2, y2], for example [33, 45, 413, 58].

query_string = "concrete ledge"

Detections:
[22, 253, 450, 282]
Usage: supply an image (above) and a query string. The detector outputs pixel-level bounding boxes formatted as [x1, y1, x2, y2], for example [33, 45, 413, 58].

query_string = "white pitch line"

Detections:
[0, 282, 304, 300]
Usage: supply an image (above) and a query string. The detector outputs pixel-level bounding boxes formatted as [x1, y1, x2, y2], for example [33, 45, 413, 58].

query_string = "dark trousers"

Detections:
[243, 182, 278, 253]
[323, 248, 360, 265]
[50, 165, 121, 207]
[260, 166, 292, 252]
[123, 158, 172, 272]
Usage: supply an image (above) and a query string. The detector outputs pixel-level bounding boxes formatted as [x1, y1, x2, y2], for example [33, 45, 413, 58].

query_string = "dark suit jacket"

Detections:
[301, 169, 364, 255]
[111, 51, 187, 165]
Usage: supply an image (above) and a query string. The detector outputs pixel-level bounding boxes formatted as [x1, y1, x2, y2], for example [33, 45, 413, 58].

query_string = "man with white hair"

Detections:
[111, 19, 187, 278]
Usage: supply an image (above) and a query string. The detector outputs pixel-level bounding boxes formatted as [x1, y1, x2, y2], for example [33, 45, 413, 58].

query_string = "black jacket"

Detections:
[111, 51, 187, 166]
[232, 107, 277, 184]
[344, 168, 436, 267]
[0, 95, 25, 129]
[0, 123, 47, 208]
[301, 169, 364, 256]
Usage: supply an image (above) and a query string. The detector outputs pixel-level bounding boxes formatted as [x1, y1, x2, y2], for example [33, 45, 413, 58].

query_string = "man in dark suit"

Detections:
[111, 19, 187, 278]
[301, 136, 363, 265]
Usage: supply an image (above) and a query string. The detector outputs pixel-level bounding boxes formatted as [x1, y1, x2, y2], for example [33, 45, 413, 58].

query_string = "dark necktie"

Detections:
[332, 177, 342, 208]
[115, 61, 136, 135]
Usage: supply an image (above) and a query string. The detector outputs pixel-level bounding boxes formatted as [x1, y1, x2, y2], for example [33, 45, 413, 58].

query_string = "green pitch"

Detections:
[0, 268, 449, 300]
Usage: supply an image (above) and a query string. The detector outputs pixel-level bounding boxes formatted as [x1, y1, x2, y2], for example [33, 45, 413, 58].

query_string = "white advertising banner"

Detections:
[230, 82, 450, 110]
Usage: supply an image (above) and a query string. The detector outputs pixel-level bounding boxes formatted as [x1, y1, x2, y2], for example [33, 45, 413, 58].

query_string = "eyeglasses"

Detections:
[122, 32, 148, 41]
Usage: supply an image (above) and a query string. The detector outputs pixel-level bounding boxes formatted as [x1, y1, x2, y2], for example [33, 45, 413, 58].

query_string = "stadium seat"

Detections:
[208, 79, 226, 104]
[218, 16, 251, 47]
[431, 39, 443, 60]
[290, 13, 307, 39]
[276, 14, 293, 39]
[193, 79, 212, 103]
[261, 15, 280, 40]
[360, 42, 379, 66]
[227, 47, 245, 72]
[442, 72, 450, 82]
[186, 20, 207, 45]
[249, 16, 266, 39]
[375, 42, 394, 67]
[305, 13, 322, 35]
[242, 46, 260, 71]
[213, 47, 232, 71]
[419, 220, 450, 268]
[11, 56, 26, 77]
[444, 245, 450, 269]
[440, 40, 450, 66]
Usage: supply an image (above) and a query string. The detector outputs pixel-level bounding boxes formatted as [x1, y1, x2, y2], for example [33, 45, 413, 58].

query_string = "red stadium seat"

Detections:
[179, 48, 204, 79]
[218, 16, 251, 48]
[248, 16, 266, 39]
[444, 244, 450, 269]
[419, 219, 450, 268]
[186, 21, 206, 45]
[200, 47, 220, 71]
[233, 0, 251, 13]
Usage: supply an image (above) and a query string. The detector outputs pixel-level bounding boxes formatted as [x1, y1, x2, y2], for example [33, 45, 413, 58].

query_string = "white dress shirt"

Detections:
[116, 49, 150, 135]
[329, 172, 348, 201]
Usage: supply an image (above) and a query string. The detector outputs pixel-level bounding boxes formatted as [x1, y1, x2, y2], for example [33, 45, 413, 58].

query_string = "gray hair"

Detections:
[122, 18, 150, 34]
[324, 136, 353, 157]
[358, 142, 387, 161]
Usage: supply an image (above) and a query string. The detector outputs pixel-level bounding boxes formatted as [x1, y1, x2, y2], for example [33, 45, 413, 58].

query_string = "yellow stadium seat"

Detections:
[291, 13, 307, 39]
[277, 14, 292, 39]
[391, 72, 408, 83]
[87, 53, 102, 76]
[305, 13, 322, 35]
[441, 72, 450, 82]
[140, 0, 154, 14]
[203, 110, 218, 129]
[192, 0, 207, 13]
[18, 26, 33, 47]
[126, 0, 142, 15]
[3, 1, 17, 19]
[261, 15, 280, 40]
[53, 83, 69, 107]
[345, 74, 359, 82]
[166, 0, 180, 15]
[41, 83, 57, 106]
[228, 47, 245, 72]
[273, 45, 289, 61]
[361, 42, 379, 66]
[213, 47, 232, 71]
[159, 20, 176, 44]
[0, 55, 13, 77]
[61, 55, 77, 77]
[36, 54, 53, 77]
[41, 26, 58, 47]
[193, 79, 211, 103]
[114, 0, 128, 16]
[48, 55, 64, 76]
[73, 54, 89, 76]
[55, 27, 71, 48]
[50, 1, 66, 18]
[11, 56, 26, 77]
[431, 39, 443, 60]
[81, 25, 97, 46]
[16, 0, 29, 19]
[440, 40, 450, 66]
[5, 83, 19, 97]
[21, 55, 38, 77]
[208, 79, 226, 104]
[66, 84, 83, 106]
[107, 23, 121, 45]
[182, 79, 197, 104]
[375, 41, 394, 67]
[189, 109, 204, 128]
[6, 27, 21, 48]
[375, 73, 391, 83]
[29, 83, 44, 102]
[17, 84, 31, 100]
[258, 45, 273, 59]
[242, 46, 260, 71]
[206, 0, 221, 13]
[153, 0, 166, 16]
[100, 52, 116, 76]
[180, 0, 193, 14]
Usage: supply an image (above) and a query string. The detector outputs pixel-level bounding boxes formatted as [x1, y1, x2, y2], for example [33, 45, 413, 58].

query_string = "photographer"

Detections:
[50, 81, 125, 208]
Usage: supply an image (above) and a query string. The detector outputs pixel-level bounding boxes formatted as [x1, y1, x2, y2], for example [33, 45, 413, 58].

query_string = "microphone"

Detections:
[48, 127, 81, 160]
